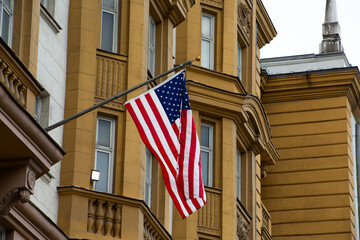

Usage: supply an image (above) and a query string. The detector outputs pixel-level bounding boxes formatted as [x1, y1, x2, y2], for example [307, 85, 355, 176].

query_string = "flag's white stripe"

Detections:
[150, 91, 180, 152]
[129, 100, 190, 216]
[193, 130, 201, 196]
[182, 110, 193, 199]
[139, 95, 179, 171]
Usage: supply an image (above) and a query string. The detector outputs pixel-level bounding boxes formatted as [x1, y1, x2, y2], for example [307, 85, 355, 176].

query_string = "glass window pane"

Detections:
[201, 151, 209, 186]
[3, 0, 11, 9]
[1, 10, 10, 44]
[145, 183, 150, 205]
[101, 12, 114, 52]
[95, 151, 110, 192]
[202, 15, 211, 38]
[201, 40, 211, 69]
[97, 119, 111, 147]
[201, 125, 210, 147]
[102, 0, 115, 9]
[145, 150, 152, 180]
[237, 176, 241, 199]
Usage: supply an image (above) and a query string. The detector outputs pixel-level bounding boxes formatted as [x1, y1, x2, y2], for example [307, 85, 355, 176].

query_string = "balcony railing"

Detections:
[0, 39, 42, 111]
[261, 204, 273, 240]
[236, 199, 251, 240]
[95, 50, 127, 109]
[197, 187, 222, 237]
[58, 186, 172, 240]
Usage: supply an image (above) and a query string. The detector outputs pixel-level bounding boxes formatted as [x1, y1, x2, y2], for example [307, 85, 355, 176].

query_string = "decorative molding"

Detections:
[237, 212, 250, 240]
[200, 0, 224, 9]
[238, 3, 251, 34]
[0, 188, 31, 215]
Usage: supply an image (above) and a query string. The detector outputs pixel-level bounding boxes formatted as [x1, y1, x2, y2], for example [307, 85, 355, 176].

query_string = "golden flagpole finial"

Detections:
[195, 56, 201, 62]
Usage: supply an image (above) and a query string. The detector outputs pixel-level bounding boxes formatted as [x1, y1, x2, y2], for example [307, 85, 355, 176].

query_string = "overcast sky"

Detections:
[261, 0, 360, 68]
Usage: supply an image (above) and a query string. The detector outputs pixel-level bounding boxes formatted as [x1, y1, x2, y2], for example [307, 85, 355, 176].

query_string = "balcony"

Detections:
[261, 204, 273, 240]
[197, 187, 222, 237]
[58, 186, 172, 240]
[0, 38, 42, 113]
[95, 50, 127, 109]
[236, 199, 251, 240]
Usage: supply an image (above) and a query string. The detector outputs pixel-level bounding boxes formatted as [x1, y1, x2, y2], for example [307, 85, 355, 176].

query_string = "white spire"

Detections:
[324, 0, 338, 23]
[320, 0, 343, 53]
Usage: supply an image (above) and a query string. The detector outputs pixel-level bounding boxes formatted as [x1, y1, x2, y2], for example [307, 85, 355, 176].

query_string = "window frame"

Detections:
[200, 122, 214, 187]
[201, 12, 215, 70]
[144, 148, 152, 207]
[0, 0, 13, 46]
[94, 116, 116, 193]
[147, 14, 156, 77]
[236, 149, 241, 200]
[100, 0, 118, 53]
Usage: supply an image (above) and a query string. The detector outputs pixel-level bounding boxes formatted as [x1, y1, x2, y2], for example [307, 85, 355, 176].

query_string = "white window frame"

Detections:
[0, 0, 13, 46]
[100, 0, 118, 52]
[148, 14, 156, 77]
[201, 13, 215, 70]
[144, 148, 152, 207]
[94, 116, 115, 193]
[237, 42, 242, 79]
[236, 149, 241, 200]
[200, 123, 213, 187]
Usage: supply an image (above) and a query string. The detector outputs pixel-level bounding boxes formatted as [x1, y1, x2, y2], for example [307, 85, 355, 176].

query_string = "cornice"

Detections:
[187, 80, 279, 164]
[152, 0, 195, 27]
[256, 0, 277, 48]
[261, 68, 360, 107]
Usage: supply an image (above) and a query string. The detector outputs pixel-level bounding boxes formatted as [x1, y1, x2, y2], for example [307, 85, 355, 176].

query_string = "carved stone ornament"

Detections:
[238, 3, 251, 33]
[27, 170, 36, 190]
[0, 188, 31, 216]
[237, 213, 250, 240]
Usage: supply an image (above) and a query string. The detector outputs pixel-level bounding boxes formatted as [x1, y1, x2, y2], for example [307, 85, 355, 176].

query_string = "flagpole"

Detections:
[45, 57, 200, 132]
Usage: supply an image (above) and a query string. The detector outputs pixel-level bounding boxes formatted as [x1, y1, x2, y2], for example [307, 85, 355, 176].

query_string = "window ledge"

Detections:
[40, 4, 62, 33]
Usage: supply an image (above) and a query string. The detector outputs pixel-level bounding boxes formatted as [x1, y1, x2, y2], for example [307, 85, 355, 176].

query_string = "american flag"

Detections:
[125, 70, 206, 218]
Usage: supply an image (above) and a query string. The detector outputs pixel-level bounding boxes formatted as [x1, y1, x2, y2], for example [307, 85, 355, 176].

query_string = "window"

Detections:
[94, 117, 115, 193]
[34, 93, 50, 127]
[101, 0, 118, 52]
[237, 42, 242, 79]
[0, 226, 4, 240]
[145, 148, 152, 207]
[148, 14, 156, 77]
[40, 0, 55, 16]
[236, 149, 241, 200]
[201, 13, 214, 70]
[200, 123, 213, 187]
[0, 0, 13, 45]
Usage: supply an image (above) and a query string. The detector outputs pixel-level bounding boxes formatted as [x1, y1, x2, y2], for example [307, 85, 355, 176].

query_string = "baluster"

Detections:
[8, 73, 16, 95]
[3, 67, 10, 89]
[113, 204, 121, 238]
[95, 200, 105, 234]
[87, 199, 95, 233]
[13, 79, 21, 100]
[18, 85, 27, 106]
[0, 61, 5, 85]
[104, 202, 114, 236]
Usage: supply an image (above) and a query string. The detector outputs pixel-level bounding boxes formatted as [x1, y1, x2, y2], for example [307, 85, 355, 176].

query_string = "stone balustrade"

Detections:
[0, 40, 42, 111]
[197, 187, 222, 237]
[236, 200, 251, 240]
[261, 204, 273, 240]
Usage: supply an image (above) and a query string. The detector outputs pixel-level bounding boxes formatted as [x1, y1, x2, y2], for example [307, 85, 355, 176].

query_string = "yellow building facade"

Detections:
[58, 0, 279, 239]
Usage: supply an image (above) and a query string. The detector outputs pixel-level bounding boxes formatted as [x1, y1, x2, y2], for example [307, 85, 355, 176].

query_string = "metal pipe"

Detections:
[45, 58, 199, 132]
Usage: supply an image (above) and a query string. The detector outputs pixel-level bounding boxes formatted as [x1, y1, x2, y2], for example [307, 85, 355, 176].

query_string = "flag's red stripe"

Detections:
[145, 94, 178, 160]
[135, 98, 177, 177]
[178, 110, 188, 197]
[126, 102, 190, 218]
[187, 117, 197, 199]
[172, 122, 179, 137]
